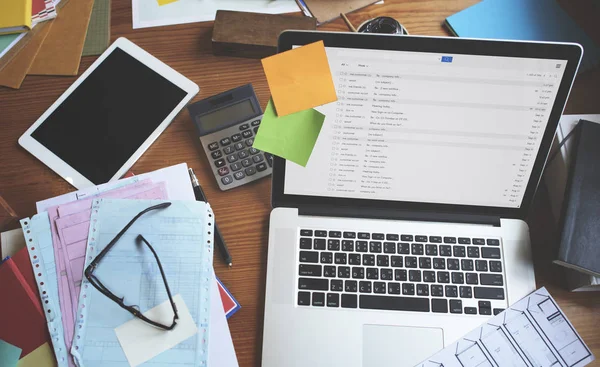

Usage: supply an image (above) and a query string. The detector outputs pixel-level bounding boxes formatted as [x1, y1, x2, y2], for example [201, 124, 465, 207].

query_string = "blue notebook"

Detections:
[445, 0, 600, 73]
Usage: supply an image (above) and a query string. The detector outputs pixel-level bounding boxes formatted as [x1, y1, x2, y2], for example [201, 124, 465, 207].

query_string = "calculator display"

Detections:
[199, 99, 256, 130]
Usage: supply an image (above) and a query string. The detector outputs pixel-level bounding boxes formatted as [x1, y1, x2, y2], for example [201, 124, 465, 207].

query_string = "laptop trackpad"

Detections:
[363, 324, 444, 367]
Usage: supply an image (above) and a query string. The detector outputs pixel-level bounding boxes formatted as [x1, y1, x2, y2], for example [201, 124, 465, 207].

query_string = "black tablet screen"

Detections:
[31, 47, 188, 184]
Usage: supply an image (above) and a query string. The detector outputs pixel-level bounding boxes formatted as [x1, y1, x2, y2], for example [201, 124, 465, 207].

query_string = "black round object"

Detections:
[357, 17, 408, 35]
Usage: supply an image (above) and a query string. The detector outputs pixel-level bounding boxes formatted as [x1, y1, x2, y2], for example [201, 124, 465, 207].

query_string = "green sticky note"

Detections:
[0, 339, 22, 367]
[253, 99, 325, 167]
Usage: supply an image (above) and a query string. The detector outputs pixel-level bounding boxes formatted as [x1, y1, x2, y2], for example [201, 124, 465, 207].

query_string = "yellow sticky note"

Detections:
[17, 343, 57, 367]
[261, 41, 337, 117]
[157, 0, 178, 5]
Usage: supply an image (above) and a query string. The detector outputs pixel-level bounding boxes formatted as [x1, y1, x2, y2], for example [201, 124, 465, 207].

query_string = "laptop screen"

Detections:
[283, 46, 568, 209]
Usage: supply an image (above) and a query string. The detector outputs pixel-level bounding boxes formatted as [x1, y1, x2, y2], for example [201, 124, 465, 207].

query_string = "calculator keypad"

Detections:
[256, 162, 267, 172]
[203, 117, 273, 190]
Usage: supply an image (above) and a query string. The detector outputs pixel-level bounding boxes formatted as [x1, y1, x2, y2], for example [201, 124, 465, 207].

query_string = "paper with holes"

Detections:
[46, 179, 152, 365]
[71, 199, 214, 367]
[20, 213, 70, 367]
[48, 180, 168, 361]
[35, 163, 193, 213]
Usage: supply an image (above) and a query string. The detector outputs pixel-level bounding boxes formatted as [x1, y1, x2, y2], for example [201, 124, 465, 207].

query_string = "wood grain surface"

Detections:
[0, 1, 599, 366]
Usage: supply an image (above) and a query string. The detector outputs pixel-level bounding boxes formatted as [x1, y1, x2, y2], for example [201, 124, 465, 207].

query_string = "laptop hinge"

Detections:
[297, 206, 502, 227]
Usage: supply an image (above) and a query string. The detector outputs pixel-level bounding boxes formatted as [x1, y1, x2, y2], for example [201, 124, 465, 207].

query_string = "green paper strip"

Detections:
[253, 99, 325, 167]
[0, 339, 22, 367]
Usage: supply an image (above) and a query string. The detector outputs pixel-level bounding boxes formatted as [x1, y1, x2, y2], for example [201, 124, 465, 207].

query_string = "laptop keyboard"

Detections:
[296, 229, 507, 316]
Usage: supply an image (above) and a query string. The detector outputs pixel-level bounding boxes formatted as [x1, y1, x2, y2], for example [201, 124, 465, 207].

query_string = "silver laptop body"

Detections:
[262, 31, 582, 367]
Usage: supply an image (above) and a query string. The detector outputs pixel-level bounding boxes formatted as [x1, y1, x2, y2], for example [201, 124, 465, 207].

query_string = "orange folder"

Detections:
[0, 20, 52, 89]
[28, 0, 95, 76]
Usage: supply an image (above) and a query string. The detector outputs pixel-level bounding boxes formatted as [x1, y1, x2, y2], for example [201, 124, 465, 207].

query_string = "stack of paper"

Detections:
[132, 0, 300, 29]
[253, 40, 337, 167]
[7, 163, 239, 367]
[295, 0, 380, 25]
[0, 0, 111, 90]
[70, 198, 213, 366]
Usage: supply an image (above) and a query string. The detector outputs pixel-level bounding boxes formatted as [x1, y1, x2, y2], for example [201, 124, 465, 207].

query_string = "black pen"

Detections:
[188, 168, 232, 267]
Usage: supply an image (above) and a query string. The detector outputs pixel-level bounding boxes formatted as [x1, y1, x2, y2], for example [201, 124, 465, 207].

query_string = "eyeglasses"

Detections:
[84, 202, 178, 331]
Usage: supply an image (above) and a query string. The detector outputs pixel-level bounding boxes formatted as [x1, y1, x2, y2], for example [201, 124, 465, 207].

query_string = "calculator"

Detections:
[187, 84, 273, 191]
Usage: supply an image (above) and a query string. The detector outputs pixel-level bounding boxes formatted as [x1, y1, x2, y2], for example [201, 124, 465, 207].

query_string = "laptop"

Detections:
[262, 31, 582, 367]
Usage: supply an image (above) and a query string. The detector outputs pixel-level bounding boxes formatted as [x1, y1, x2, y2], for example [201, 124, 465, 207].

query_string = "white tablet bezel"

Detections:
[18, 37, 199, 189]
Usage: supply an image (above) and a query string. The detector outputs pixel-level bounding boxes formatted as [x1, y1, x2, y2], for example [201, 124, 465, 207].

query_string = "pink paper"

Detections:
[48, 180, 168, 364]
[47, 180, 154, 364]
[57, 182, 168, 303]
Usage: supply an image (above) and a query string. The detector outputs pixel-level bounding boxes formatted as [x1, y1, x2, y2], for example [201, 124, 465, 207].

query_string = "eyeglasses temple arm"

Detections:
[84, 202, 172, 278]
[138, 234, 179, 324]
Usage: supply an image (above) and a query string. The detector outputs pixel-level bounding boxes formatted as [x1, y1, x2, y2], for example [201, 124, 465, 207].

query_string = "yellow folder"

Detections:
[0, 0, 32, 35]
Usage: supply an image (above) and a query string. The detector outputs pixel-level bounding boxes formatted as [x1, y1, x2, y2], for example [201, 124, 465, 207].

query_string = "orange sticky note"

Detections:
[157, 0, 179, 5]
[261, 40, 337, 117]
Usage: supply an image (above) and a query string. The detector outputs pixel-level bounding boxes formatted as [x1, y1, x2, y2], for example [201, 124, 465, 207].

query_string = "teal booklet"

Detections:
[445, 0, 600, 73]
[0, 33, 21, 57]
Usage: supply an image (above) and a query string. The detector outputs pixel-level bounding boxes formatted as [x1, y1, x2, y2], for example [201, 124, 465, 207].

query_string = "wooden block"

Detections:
[212, 10, 317, 59]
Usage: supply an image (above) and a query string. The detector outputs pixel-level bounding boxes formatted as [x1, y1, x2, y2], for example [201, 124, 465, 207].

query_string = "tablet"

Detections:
[19, 37, 199, 189]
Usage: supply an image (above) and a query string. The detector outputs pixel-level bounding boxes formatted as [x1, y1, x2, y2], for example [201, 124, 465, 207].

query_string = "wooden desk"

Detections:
[0, 1, 599, 366]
